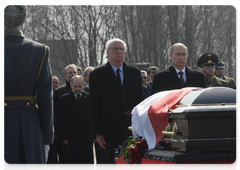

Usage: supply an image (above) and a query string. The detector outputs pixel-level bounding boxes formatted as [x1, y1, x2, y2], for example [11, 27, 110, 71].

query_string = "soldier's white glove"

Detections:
[45, 145, 50, 162]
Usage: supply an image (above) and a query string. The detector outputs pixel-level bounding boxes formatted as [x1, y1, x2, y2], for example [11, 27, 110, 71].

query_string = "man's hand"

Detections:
[96, 134, 106, 150]
[63, 139, 69, 146]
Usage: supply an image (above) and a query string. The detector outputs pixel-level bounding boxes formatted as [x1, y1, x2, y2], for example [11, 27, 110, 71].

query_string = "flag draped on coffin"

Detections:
[131, 87, 200, 149]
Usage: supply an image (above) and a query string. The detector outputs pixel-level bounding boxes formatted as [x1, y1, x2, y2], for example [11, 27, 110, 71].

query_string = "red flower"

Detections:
[140, 139, 148, 149]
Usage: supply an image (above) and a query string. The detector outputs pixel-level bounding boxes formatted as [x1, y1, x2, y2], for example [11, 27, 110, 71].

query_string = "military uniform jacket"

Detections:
[223, 75, 235, 88]
[205, 75, 229, 88]
[5, 35, 54, 163]
[151, 65, 207, 94]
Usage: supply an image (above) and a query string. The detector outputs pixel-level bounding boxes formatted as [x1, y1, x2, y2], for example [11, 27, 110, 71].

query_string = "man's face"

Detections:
[71, 78, 84, 95]
[107, 41, 125, 66]
[64, 67, 77, 82]
[216, 68, 226, 78]
[141, 72, 147, 85]
[202, 65, 216, 77]
[84, 69, 92, 85]
[169, 46, 189, 70]
[77, 69, 81, 75]
[52, 78, 59, 90]
[149, 69, 158, 81]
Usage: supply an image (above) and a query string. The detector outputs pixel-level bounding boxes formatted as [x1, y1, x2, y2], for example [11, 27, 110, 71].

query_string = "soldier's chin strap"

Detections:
[37, 44, 47, 84]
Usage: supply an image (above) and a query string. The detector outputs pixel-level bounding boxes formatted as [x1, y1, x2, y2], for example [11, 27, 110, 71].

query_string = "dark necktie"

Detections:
[76, 94, 80, 101]
[116, 69, 122, 85]
[178, 71, 185, 86]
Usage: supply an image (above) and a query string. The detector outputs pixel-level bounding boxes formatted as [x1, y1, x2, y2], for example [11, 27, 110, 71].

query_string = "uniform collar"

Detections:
[5, 28, 25, 37]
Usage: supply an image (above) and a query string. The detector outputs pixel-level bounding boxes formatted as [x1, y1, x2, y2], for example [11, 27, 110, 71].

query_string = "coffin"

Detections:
[161, 87, 236, 152]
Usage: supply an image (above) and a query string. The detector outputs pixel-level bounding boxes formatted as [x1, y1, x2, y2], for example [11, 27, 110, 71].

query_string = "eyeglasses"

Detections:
[67, 71, 77, 74]
[108, 47, 125, 51]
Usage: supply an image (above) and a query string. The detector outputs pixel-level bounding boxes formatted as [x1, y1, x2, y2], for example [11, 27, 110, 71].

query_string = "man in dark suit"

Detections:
[89, 38, 144, 163]
[53, 64, 77, 162]
[147, 66, 158, 87]
[141, 70, 151, 98]
[59, 75, 93, 163]
[83, 66, 94, 93]
[4, 6, 54, 163]
[151, 43, 207, 94]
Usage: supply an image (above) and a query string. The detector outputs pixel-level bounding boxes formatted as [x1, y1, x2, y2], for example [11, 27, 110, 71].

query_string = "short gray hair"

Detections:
[4, 5, 27, 28]
[106, 38, 127, 52]
[83, 66, 95, 77]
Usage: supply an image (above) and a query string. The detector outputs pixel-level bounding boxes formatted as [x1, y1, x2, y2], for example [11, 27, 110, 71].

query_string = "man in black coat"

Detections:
[59, 75, 93, 163]
[89, 38, 144, 163]
[53, 64, 77, 162]
[152, 43, 207, 94]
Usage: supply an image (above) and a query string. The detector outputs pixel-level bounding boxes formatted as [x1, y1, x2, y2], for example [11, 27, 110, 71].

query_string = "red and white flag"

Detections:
[131, 87, 200, 149]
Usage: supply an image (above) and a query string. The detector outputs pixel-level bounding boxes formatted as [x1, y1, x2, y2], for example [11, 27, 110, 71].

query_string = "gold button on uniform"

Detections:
[4, 103, 7, 107]
[27, 102, 30, 106]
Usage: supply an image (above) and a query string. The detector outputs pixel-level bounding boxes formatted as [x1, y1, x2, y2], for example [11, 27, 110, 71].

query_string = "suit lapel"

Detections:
[167, 66, 182, 87]
[104, 62, 122, 87]
[185, 66, 196, 86]
[69, 91, 75, 99]
[122, 62, 132, 88]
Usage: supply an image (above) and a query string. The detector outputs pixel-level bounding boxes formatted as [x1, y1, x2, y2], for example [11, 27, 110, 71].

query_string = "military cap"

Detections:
[216, 62, 225, 69]
[4, 5, 27, 28]
[197, 53, 219, 67]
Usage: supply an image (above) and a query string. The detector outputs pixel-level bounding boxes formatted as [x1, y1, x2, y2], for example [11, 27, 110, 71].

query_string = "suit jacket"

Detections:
[59, 91, 93, 163]
[151, 65, 207, 94]
[5, 36, 53, 163]
[89, 61, 144, 162]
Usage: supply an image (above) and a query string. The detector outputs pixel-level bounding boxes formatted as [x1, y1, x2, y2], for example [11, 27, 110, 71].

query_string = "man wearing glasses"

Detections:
[141, 70, 151, 98]
[53, 64, 77, 163]
[89, 38, 144, 163]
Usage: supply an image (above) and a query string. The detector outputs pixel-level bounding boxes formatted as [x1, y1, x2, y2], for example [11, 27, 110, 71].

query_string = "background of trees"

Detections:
[22, 5, 236, 83]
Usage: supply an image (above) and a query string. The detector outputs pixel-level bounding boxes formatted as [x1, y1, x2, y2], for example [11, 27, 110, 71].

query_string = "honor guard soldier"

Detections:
[197, 53, 229, 88]
[215, 62, 236, 89]
[4, 6, 54, 163]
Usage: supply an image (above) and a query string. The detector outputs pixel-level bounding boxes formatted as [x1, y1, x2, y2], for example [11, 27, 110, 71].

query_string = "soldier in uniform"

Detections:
[4, 6, 54, 163]
[197, 53, 229, 88]
[215, 61, 236, 89]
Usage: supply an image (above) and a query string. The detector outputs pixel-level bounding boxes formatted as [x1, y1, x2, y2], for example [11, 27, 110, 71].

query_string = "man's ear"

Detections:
[169, 53, 172, 59]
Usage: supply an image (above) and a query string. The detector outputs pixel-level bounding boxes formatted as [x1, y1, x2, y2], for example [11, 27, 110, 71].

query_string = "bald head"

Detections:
[70, 75, 84, 94]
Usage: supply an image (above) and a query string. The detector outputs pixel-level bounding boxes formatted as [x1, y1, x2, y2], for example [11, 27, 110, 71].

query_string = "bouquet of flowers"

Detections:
[122, 136, 148, 164]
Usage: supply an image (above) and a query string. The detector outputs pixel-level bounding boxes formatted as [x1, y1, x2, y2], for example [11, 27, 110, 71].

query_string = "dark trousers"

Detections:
[47, 139, 64, 163]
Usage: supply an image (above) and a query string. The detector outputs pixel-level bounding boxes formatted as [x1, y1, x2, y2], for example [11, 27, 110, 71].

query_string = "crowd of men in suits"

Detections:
[47, 40, 236, 164]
